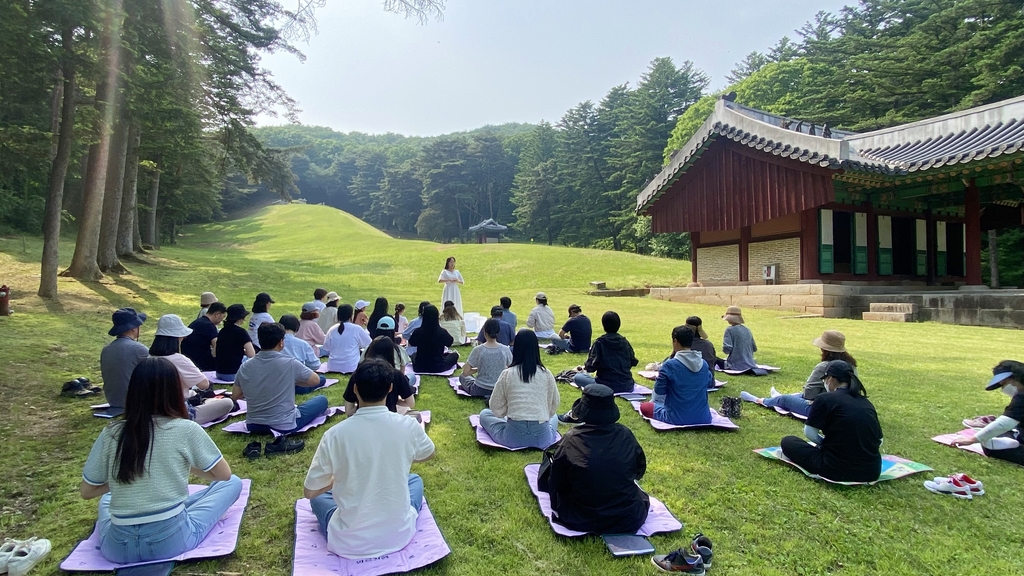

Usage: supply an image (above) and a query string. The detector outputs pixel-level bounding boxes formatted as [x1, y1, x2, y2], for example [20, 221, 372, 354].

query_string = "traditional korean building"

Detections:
[637, 95, 1024, 325]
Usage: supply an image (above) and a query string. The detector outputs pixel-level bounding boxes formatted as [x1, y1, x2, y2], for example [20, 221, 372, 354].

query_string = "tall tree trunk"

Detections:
[116, 122, 141, 258]
[989, 228, 1000, 288]
[39, 28, 78, 298]
[143, 159, 161, 247]
[64, 0, 124, 280]
[48, 70, 64, 162]
[133, 208, 142, 252]
[97, 113, 129, 273]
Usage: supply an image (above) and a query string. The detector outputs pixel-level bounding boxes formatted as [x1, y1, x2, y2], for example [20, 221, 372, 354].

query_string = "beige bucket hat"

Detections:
[722, 305, 744, 325]
[812, 330, 847, 353]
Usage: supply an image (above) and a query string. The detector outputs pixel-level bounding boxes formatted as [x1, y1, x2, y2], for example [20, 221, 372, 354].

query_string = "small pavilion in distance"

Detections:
[637, 95, 1024, 327]
[468, 219, 507, 244]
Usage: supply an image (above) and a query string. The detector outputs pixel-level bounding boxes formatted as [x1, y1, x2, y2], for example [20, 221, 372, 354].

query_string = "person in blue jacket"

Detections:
[639, 326, 713, 426]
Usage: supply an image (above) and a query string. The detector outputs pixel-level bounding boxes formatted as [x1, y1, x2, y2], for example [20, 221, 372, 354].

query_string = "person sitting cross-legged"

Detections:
[951, 360, 1024, 467]
[304, 359, 436, 559]
[296, 303, 327, 348]
[408, 305, 459, 374]
[639, 326, 713, 426]
[100, 308, 150, 414]
[477, 330, 560, 449]
[402, 301, 431, 357]
[149, 314, 234, 426]
[722, 306, 757, 372]
[541, 384, 649, 534]
[346, 337, 416, 415]
[475, 305, 515, 346]
[685, 316, 722, 370]
[279, 314, 327, 393]
[460, 318, 513, 399]
[321, 305, 372, 375]
[232, 323, 327, 449]
[182, 302, 227, 372]
[549, 304, 592, 354]
[569, 311, 638, 396]
[526, 292, 556, 339]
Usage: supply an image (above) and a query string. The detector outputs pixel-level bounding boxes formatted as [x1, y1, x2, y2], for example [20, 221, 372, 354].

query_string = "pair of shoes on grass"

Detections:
[652, 533, 713, 573]
[924, 473, 984, 500]
[962, 415, 996, 428]
[1, 536, 52, 576]
[244, 437, 304, 460]
[60, 377, 100, 398]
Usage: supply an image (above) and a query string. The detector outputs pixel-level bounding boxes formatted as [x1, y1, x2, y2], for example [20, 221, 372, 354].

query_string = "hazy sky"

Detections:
[257, 0, 850, 136]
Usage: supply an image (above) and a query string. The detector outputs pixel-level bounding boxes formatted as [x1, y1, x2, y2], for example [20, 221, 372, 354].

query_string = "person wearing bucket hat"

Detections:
[540, 384, 650, 534]
[950, 360, 1024, 466]
[100, 308, 150, 412]
[215, 304, 256, 382]
[739, 330, 857, 417]
[639, 326, 714, 426]
[721, 306, 758, 372]
[527, 292, 556, 339]
[686, 316, 722, 370]
[196, 292, 218, 321]
[149, 314, 235, 425]
[316, 292, 341, 334]
[780, 360, 883, 482]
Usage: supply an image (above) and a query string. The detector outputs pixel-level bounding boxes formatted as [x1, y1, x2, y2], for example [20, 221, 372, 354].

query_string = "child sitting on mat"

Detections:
[304, 359, 435, 559]
[721, 306, 757, 372]
[780, 360, 883, 482]
[951, 360, 1024, 467]
[740, 330, 856, 417]
[80, 357, 243, 564]
[345, 337, 416, 415]
[640, 326, 713, 426]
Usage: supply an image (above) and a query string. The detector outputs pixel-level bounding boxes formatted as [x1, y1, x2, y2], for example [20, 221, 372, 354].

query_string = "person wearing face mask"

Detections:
[951, 360, 1024, 466]
[780, 360, 883, 483]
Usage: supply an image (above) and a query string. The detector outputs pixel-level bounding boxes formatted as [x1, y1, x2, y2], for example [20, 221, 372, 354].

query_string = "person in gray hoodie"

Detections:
[640, 326, 713, 425]
[571, 311, 638, 394]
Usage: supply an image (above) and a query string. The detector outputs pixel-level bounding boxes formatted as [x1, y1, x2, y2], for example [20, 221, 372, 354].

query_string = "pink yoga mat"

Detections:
[468, 415, 560, 451]
[569, 380, 653, 397]
[60, 479, 251, 572]
[407, 363, 463, 377]
[447, 377, 473, 397]
[629, 402, 739, 430]
[201, 400, 247, 428]
[222, 407, 344, 437]
[292, 498, 450, 576]
[523, 464, 682, 537]
[316, 363, 332, 374]
[931, 429, 986, 456]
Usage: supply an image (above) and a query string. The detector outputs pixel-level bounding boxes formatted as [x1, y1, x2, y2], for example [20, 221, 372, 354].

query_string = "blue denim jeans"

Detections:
[573, 373, 597, 388]
[296, 375, 327, 395]
[550, 336, 570, 351]
[310, 474, 424, 538]
[247, 395, 329, 435]
[214, 372, 236, 383]
[762, 393, 812, 417]
[96, 475, 243, 563]
[478, 408, 559, 449]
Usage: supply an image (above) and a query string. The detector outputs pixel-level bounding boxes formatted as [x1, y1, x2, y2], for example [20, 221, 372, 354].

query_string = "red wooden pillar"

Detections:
[965, 182, 983, 285]
[739, 226, 751, 282]
[690, 232, 699, 284]
[800, 209, 818, 280]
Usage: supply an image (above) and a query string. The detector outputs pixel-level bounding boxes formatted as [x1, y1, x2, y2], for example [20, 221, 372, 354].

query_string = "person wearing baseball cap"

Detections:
[197, 292, 218, 321]
[100, 308, 150, 414]
[297, 302, 327, 347]
[780, 360, 883, 483]
[316, 292, 341, 334]
[527, 292, 556, 339]
[353, 300, 370, 331]
[950, 360, 1024, 466]
[721, 306, 757, 372]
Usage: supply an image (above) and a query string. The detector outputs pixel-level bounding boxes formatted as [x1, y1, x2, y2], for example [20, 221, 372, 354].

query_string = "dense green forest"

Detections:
[3, 0, 1024, 297]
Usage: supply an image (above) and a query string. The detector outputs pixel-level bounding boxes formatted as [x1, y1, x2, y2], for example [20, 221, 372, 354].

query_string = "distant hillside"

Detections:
[253, 122, 536, 149]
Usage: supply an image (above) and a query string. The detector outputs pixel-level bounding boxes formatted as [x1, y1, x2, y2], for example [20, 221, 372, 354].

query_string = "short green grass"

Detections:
[1, 204, 1021, 575]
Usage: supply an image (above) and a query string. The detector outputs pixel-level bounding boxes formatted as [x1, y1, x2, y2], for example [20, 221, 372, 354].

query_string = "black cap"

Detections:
[255, 292, 275, 304]
[572, 384, 620, 425]
[824, 360, 856, 382]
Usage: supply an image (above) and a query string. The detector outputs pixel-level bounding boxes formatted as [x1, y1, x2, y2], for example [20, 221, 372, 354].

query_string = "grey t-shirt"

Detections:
[466, 344, 513, 390]
[237, 351, 315, 430]
[100, 337, 149, 409]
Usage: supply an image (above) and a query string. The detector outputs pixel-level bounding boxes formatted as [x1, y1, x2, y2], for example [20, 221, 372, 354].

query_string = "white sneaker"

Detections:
[0, 538, 27, 575]
[6, 538, 50, 576]
[940, 473, 985, 496]
[923, 477, 973, 500]
[769, 387, 781, 398]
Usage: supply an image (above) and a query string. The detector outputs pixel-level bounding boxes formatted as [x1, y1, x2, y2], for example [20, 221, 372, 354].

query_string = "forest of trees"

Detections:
[3, 0, 1024, 297]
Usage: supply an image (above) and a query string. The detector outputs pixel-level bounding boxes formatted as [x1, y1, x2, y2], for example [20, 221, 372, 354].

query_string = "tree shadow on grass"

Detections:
[108, 276, 172, 310]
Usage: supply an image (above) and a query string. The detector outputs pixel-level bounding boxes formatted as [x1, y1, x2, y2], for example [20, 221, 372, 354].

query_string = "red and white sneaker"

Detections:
[924, 476, 976, 499]
[942, 473, 984, 496]
[962, 415, 997, 428]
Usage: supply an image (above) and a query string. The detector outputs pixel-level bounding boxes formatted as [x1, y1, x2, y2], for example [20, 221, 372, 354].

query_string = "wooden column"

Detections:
[690, 232, 699, 285]
[965, 181, 983, 285]
[739, 226, 751, 282]
[800, 209, 818, 280]
[925, 210, 936, 285]
[866, 202, 878, 280]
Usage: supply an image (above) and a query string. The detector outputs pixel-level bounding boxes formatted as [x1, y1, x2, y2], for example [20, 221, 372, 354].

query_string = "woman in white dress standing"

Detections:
[438, 256, 464, 315]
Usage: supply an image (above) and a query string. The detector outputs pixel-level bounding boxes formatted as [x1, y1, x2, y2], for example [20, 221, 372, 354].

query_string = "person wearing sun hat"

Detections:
[100, 308, 149, 414]
[740, 330, 857, 417]
[149, 314, 235, 425]
[316, 291, 341, 334]
[721, 305, 757, 372]
[196, 291, 218, 321]
[527, 292, 556, 339]
[950, 360, 1024, 466]
[540, 384, 649, 535]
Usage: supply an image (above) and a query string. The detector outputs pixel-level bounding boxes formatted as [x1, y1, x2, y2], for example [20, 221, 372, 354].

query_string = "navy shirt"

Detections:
[181, 316, 219, 371]
[562, 315, 592, 352]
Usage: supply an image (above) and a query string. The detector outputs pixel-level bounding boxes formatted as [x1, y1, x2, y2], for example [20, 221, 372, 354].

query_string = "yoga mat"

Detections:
[293, 498, 449, 576]
[447, 377, 473, 397]
[316, 363, 332, 374]
[91, 402, 110, 410]
[407, 363, 463, 377]
[223, 407, 344, 437]
[201, 400, 247, 429]
[523, 464, 682, 537]
[60, 480, 251, 572]
[316, 378, 340, 390]
[93, 407, 124, 419]
[637, 370, 727, 390]
[568, 380, 653, 396]
[629, 402, 738, 431]
[200, 371, 236, 385]
[468, 415, 560, 451]
[753, 447, 933, 485]
[931, 429, 987, 456]
[716, 364, 781, 376]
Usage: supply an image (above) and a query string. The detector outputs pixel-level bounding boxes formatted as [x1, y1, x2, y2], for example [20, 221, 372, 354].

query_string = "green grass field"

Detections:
[1, 204, 1021, 575]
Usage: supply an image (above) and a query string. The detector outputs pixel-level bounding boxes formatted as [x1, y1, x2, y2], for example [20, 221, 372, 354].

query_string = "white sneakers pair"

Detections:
[923, 473, 985, 500]
[0, 537, 51, 576]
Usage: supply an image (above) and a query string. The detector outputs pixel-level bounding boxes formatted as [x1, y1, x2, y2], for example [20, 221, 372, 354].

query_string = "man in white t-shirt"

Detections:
[303, 359, 435, 559]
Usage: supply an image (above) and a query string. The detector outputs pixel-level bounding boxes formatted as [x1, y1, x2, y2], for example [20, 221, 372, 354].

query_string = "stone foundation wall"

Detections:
[650, 284, 854, 318]
[696, 245, 739, 284]
[747, 237, 800, 283]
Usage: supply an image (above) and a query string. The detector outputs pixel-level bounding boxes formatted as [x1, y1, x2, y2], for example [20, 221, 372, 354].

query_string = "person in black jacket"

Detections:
[541, 384, 649, 534]
[686, 316, 722, 370]
[407, 305, 459, 374]
[571, 311, 638, 394]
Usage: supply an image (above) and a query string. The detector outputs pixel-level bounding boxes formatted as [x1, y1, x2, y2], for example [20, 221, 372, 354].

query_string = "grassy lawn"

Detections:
[1, 203, 1021, 575]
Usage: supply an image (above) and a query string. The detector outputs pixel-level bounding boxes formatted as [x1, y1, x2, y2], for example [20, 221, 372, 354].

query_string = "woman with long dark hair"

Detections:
[214, 304, 256, 382]
[247, 292, 275, 346]
[408, 305, 459, 374]
[344, 337, 416, 415]
[438, 256, 464, 316]
[477, 330, 560, 449]
[366, 297, 390, 339]
[150, 315, 234, 425]
[780, 360, 883, 482]
[440, 300, 467, 345]
[321, 304, 371, 374]
[80, 357, 242, 563]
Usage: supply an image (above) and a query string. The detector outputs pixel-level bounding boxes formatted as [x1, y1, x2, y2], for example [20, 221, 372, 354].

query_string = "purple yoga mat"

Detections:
[316, 363, 331, 374]
[447, 377, 472, 397]
[407, 363, 463, 377]
[201, 371, 235, 385]
[292, 498, 450, 576]
[201, 400, 247, 429]
[468, 415, 560, 451]
[932, 428, 986, 456]
[637, 370, 727, 390]
[60, 479, 251, 572]
[222, 407, 344, 437]
[569, 380, 653, 396]
[523, 464, 681, 537]
[629, 402, 739, 430]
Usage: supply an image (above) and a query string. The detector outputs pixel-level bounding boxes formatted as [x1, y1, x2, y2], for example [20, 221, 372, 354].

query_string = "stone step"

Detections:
[869, 302, 918, 314]
[862, 311, 913, 322]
